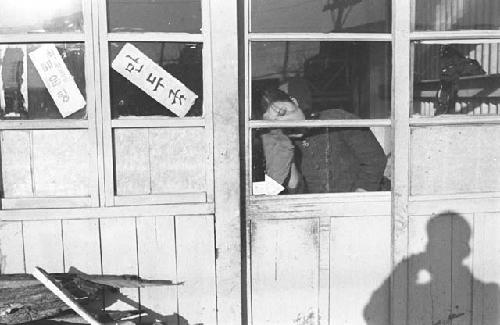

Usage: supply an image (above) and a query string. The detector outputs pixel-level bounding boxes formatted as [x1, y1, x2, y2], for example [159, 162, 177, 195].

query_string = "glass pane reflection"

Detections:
[252, 41, 391, 120]
[252, 127, 391, 195]
[0, 43, 86, 120]
[412, 0, 500, 31]
[251, 0, 390, 33]
[109, 42, 203, 118]
[412, 43, 500, 117]
[107, 0, 201, 33]
[0, 0, 83, 33]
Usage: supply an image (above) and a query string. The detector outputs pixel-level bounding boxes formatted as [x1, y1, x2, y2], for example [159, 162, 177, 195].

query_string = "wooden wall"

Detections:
[1, 130, 90, 198]
[0, 214, 217, 325]
[250, 215, 392, 324]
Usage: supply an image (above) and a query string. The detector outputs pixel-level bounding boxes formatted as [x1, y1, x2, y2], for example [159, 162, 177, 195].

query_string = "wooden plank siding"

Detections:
[0, 215, 216, 324]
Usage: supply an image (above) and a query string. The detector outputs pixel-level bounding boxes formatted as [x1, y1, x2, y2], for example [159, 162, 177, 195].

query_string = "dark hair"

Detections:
[260, 88, 293, 112]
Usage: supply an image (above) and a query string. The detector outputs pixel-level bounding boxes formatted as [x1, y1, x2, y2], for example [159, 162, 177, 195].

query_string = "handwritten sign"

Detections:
[29, 45, 86, 118]
[252, 174, 284, 196]
[111, 43, 198, 117]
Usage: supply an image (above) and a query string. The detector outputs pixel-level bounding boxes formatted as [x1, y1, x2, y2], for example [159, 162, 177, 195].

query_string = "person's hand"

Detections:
[263, 101, 305, 121]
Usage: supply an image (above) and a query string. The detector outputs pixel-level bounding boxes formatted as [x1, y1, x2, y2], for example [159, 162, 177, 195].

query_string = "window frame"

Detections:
[95, 0, 215, 207]
[0, 0, 100, 209]
[244, 0, 394, 217]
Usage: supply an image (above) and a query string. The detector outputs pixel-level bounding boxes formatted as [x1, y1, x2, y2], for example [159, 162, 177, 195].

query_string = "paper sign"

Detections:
[29, 45, 86, 118]
[252, 174, 285, 196]
[111, 43, 198, 117]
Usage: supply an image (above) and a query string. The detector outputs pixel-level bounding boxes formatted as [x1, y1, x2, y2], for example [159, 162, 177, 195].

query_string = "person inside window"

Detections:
[261, 78, 388, 193]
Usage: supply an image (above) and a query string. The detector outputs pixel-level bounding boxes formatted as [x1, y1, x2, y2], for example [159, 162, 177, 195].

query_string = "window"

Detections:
[0, 0, 214, 209]
[246, 3, 392, 196]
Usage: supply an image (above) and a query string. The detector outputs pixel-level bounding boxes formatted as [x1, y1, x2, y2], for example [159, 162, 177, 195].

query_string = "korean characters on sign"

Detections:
[29, 45, 86, 118]
[111, 43, 198, 117]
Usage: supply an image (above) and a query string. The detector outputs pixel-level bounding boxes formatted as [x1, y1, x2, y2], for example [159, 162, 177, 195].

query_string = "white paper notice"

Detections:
[252, 174, 285, 196]
[111, 43, 198, 117]
[29, 45, 86, 118]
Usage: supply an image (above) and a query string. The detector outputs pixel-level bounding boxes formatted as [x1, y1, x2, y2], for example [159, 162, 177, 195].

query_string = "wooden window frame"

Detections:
[0, 0, 100, 209]
[95, 0, 215, 207]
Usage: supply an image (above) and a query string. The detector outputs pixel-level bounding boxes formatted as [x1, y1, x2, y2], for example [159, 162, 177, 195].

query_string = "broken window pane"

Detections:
[251, 0, 391, 33]
[412, 43, 500, 117]
[0, 0, 83, 34]
[107, 0, 202, 33]
[251, 41, 391, 120]
[252, 127, 391, 195]
[109, 42, 203, 118]
[412, 0, 500, 31]
[0, 43, 87, 120]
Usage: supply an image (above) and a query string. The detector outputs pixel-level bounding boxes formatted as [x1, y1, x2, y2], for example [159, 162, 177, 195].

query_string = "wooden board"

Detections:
[62, 219, 101, 274]
[100, 217, 139, 311]
[32, 130, 90, 197]
[0, 221, 25, 273]
[176, 215, 216, 325]
[114, 128, 150, 196]
[331, 215, 391, 324]
[136, 216, 178, 324]
[250, 218, 319, 325]
[23, 219, 64, 273]
[149, 128, 206, 194]
[408, 213, 474, 325]
[472, 212, 500, 324]
[1, 131, 33, 198]
[411, 125, 500, 195]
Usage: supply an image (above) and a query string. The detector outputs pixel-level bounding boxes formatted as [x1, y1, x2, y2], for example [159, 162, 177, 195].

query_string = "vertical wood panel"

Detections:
[332, 215, 391, 324]
[136, 216, 178, 324]
[318, 217, 330, 324]
[149, 128, 206, 194]
[472, 212, 500, 325]
[408, 215, 451, 325]
[176, 215, 216, 325]
[62, 219, 101, 274]
[0, 221, 25, 273]
[32, 130, 90, 197]
[251, 218, 319, 325]
[100, 217, 139, 311]
[23, 220, 64, 273]
[408, 213, 474, 325]
[114, 128, 150, 196]
[1, 131, 33, 198]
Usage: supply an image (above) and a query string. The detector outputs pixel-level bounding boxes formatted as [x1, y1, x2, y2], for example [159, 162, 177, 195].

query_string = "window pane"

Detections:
[251, 0, 390, 33]
[252, 126, 391, 195]
[251, 41, 391, 120]
[109, 42, 203, 118]
[0, 43, 87, 120]
[107, 0, 201, 33]
[412, 0, 500, 31]
[411, 125, 500, 195]
[0, 0, 83, 33]
[412, 43, 500, 117]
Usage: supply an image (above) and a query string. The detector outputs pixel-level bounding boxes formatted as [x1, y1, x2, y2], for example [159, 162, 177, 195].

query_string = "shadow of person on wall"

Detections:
[364, 211, 500, 325]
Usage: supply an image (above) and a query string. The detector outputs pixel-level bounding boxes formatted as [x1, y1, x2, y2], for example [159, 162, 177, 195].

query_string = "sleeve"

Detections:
[341, 127, 387, 191]
[261, 131, 294, 185]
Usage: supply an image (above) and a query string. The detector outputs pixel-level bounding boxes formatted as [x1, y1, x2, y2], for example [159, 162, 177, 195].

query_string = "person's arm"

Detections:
[341, 127, 387, 191]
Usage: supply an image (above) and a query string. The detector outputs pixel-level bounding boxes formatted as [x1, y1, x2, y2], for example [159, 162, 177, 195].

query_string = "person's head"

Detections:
[261, 88, 305, 121]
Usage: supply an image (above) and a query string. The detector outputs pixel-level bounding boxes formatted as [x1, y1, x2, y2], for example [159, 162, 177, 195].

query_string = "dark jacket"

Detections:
[296, 109, 387, 193]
